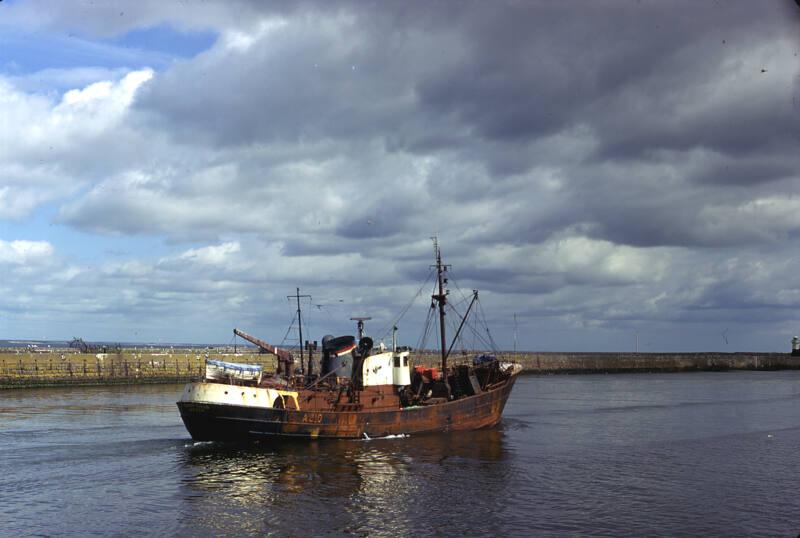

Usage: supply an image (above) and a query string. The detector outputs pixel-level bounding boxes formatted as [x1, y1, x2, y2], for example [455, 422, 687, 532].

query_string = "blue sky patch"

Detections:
[107, 23, 217, 61]
[0, 23, 216, 76]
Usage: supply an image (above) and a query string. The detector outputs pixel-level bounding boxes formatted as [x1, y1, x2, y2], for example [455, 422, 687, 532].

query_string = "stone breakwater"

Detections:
[508, 351, 800, 374]
[0, 350, 277, 389]
[1, 349, 797, 388]
[417, 351, 800, 374]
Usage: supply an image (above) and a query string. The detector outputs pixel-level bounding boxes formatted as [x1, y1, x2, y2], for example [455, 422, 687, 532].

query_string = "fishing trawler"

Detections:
[177, 242, 522, 441]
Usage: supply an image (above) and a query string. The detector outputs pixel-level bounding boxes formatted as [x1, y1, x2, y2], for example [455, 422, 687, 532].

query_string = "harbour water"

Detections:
[2, 372, 800, 537]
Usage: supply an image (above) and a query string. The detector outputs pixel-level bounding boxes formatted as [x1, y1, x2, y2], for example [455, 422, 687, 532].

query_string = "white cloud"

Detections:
[1, 69, 153, 155]
[700, 196, 800, 242]
[0, 69, 154, 219]
[471, 236, 669, 289]
[1, 2, 799, 351]
[0, 240, 54, 265]
[177, 241, 241, 266]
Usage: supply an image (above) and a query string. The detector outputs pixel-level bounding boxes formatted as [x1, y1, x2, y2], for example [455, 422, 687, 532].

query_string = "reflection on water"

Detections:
[5, 374, 800, 537]
[178, 429, 509, 536]
[0, 383, 181, 425]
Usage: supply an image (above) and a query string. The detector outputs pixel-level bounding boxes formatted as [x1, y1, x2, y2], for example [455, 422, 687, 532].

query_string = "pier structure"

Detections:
[2, 347, 799, 388]
[411, 350, 800, 375]
[0, 348, 277, 389]
[500, 351, 800, 374]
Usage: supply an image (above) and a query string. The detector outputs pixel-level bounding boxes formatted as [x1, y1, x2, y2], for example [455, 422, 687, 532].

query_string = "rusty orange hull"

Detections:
[177, 374, 518, 441]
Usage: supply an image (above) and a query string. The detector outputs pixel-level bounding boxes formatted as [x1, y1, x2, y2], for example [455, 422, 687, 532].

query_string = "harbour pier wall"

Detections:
[1, 349, 797, 388]
[508, 351, 799, 374]
[0, 350, 277, 389]
[419, 351, 799, 374]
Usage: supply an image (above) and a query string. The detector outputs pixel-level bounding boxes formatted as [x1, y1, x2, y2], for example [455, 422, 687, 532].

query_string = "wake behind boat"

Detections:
[177, 241, 522, 441]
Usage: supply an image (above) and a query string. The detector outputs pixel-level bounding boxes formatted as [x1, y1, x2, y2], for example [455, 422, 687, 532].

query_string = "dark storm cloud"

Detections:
[413, 2, 790, 149]
[689, 158, 796, 187]
[122, 0, 800, 250]
[133, 5, 434, 148]
[9, 1, 800, 349]
[592, 82, 800, 162]
[16, 0, 800, 167]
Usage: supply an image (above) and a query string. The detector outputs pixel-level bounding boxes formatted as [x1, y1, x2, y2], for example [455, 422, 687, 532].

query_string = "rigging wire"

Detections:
[447, 305, 469, 362]
[476, 298, 500, 353]
[442, 269, 491, 352]
[301, 309, 310, 347]
[416, 299, 437, 352]
[444, 268, 503, 355]
[313, 302, 337, 323]
[278, 294, 315, 352]
[444, 301, 481, 360]
[454, 300, 495, 351]
[445, 270, 475, 310]
[447, 294, 471, 310]
[278, 309, 298, 349]
[311, 297, 347, 328]
[418, 276, 442, 352]
[376, 268, 435, 342]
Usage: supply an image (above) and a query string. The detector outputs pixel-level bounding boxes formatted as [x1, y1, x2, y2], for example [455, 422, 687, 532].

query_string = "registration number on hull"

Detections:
[301, 412, 323, 424]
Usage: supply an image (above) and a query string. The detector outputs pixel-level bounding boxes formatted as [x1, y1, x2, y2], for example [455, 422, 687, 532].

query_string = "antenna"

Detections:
[513, 313, 518, 353]
[350, 317, 372, 340]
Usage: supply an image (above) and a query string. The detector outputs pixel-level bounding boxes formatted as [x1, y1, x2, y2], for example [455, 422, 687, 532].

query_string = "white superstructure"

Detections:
[361, 349, 411, 387]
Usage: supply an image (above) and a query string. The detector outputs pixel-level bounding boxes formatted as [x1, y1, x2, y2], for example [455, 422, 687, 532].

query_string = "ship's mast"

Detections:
[432, 238, 450, 382]
[288, 288, 311, 374]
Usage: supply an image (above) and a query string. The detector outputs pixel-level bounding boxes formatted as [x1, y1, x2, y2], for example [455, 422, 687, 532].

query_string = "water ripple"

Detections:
[3, 373, 800, 537]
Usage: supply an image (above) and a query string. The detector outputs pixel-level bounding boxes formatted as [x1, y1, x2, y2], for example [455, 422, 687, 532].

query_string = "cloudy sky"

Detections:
[1, 0, 799, 352]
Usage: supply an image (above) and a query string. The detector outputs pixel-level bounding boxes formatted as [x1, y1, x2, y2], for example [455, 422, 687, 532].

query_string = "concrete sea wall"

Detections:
[506, 351, 800, 374]
[0, 350, 277, 389]
[1, 349, 797, 388]
[416, 351, 800, 374]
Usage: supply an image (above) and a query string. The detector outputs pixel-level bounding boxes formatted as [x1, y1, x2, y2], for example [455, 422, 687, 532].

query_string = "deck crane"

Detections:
[233, 328, 296, 377]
